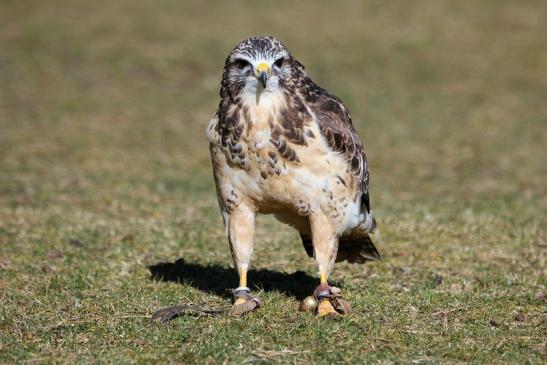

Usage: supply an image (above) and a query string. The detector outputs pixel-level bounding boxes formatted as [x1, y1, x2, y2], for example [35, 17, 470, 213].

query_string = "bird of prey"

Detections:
[206, 36, 379, 318]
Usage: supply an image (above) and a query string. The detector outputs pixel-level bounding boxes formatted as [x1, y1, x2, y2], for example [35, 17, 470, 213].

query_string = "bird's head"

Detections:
[220, 36, 304, 99]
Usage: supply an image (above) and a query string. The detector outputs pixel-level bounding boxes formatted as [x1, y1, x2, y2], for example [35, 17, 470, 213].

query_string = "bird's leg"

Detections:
[309, 212, 342, 319]
[227, 204, 260, 315]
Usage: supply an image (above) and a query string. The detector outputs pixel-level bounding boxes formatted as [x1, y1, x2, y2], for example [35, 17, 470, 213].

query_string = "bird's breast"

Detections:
[211, 93, 361, 232]
[234, 112, 356, 217]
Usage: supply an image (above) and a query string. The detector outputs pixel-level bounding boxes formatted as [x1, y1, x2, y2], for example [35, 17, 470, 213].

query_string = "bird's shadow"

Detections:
[148, 258, 323, 300]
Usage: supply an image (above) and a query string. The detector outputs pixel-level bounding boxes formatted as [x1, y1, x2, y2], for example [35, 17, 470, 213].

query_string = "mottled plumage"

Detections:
[206, 37, 379, 315]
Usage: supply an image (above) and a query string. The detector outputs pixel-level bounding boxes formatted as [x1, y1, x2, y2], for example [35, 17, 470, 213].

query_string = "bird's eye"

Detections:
[274, 58, 285, 68]
[234, 59, 250, 70]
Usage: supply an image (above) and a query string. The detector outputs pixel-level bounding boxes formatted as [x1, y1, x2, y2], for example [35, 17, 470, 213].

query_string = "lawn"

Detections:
[0, 0, 545, 363]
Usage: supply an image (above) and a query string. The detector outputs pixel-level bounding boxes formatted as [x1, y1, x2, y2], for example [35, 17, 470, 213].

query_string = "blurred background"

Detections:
[0, 0, 545, 363]
[2, 0, 545, 206]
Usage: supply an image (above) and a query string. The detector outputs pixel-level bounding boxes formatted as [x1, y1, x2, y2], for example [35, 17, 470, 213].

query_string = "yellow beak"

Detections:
[256, 62, 270, 88]
[256, 62, 270, 74]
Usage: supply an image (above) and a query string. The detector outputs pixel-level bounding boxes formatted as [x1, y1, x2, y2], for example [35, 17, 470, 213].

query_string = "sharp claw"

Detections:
[310, 284, 351, 317]
[231, 289, 260, 316]
[230, 299, 259, 315]
[234, 297, 248, 306]
[316, 300, 341, 319]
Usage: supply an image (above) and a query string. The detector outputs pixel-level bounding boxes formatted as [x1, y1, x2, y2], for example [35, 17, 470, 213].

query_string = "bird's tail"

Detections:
[299, 212, 380, 263]
[336, 232, 380, 263]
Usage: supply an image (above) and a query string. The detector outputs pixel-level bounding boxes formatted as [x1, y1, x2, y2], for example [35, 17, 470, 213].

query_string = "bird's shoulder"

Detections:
[298, 77, 369, 197]
[206, 99, 245, 150]
[205, 110, 220, 145]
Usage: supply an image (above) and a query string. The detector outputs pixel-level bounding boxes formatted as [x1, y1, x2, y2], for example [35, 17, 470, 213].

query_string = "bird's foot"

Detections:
[230, 287, 260, 316]
[311, 283, 351, 319]
[317, 299, 340, 319]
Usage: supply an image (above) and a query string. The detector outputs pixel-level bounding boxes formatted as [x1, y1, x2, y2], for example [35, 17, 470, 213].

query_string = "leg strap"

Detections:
[234, 286, 250, 294]
[233, 287, 260, 306]
[230, 287, 261, 315]
[313, 283, 333, 301]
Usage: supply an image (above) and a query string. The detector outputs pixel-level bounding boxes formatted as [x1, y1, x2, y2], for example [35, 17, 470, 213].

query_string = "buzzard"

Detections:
[206, 36, 379, 318]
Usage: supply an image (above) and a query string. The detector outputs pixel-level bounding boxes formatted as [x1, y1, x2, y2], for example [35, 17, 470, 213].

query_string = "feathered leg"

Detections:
[309, 212, 344, 319]
[227, 204, 260, 315]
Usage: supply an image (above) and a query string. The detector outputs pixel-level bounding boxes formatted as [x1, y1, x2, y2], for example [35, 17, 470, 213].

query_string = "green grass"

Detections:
[1, 0, 545, 363]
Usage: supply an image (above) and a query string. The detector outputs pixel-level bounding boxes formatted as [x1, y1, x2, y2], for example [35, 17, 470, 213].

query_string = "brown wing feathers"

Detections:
[301, 79, 369, 208]
[299, 77, 379, 263]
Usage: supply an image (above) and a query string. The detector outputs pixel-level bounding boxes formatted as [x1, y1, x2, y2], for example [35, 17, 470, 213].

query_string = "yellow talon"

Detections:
[234, 297, 247, 306]
[317, 299, 340, 319]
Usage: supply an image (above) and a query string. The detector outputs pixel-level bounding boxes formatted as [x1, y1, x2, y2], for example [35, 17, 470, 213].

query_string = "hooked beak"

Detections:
[259, 71, 268, 88]
[256, 62, 270, 89]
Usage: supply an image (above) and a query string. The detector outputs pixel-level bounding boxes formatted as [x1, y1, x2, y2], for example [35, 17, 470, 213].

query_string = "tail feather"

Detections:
[299, 232, 380, 264]
[299, 234, 314, 258]
[336, 234, 380, 263]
